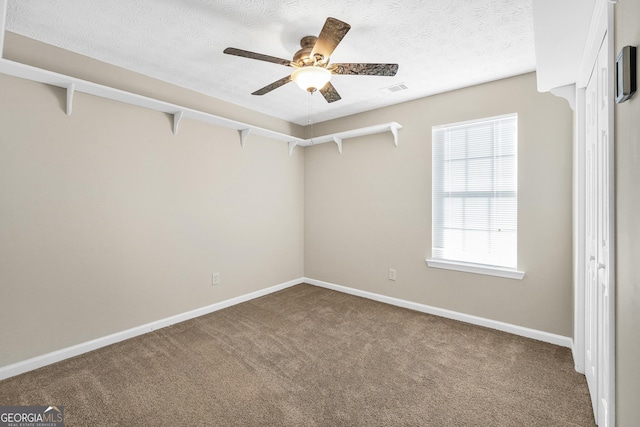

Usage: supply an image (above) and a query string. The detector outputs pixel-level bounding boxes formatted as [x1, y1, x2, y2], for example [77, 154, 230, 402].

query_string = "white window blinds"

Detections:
[432, 114, 518, 269]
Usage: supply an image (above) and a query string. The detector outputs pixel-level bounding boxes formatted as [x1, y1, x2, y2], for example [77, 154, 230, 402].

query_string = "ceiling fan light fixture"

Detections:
[224, 17, 397, 102]
[292, 66, 331, 92]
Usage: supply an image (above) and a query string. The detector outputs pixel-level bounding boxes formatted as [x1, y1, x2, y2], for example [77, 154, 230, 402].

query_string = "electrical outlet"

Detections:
[212, 272, 220, 285]
[388, 268, 396, 281]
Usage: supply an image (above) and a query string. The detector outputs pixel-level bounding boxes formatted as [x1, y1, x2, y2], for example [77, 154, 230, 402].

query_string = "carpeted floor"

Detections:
[0, 284, 595, 426]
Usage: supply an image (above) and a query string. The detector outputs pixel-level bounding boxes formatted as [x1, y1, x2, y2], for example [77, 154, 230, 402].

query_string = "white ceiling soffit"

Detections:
[532, 0, 596, 92]
[5, 0, 536, 126]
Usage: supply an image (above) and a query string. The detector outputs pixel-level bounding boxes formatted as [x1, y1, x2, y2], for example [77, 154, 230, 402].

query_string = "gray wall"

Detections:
[0, 35, 305, 367]
[305, 72, 574, 337]
[614, 1, 640, 425]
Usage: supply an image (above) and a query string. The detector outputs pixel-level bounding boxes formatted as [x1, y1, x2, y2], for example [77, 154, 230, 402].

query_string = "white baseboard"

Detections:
[1, 276, 573, 381]
[304, 277, 573, 349]
[0, 278, 303, 381]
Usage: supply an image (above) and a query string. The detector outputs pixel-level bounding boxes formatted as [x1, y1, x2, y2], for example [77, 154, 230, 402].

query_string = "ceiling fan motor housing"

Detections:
[294, 36, 322, 66]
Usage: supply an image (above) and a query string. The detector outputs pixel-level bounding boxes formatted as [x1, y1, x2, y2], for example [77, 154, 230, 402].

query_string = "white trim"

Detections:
[550, 84, 577, 110]
[0, 0, 7, 59]
[573, 86, 586, 374]
[603, 5, 616, 424]
[426, 259, 525, 280]
[0, 278, 303, 381]
[577, 0, 609, 88]
[304, 277, 572, 348]
[432, 112, 517, 130]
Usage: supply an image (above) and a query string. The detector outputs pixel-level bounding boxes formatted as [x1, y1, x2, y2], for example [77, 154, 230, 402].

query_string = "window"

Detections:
[427, 113, 524, 279]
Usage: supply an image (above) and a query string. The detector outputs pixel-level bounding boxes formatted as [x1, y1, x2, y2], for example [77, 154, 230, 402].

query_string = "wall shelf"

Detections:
[304, 122, 402, 154]
[0, 58, 401, 155]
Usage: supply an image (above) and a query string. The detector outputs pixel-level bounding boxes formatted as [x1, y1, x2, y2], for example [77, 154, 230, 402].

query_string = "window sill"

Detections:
[426, 259, 525, 280]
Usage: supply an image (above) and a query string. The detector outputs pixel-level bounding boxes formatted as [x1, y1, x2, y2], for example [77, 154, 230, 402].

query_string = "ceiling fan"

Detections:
[223, 17, 399, 103]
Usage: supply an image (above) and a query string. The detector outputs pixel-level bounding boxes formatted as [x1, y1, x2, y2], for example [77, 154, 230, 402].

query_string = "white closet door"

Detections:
[583, 32, 614, 427]
[584, 52, 599, 418]
[595, 35, 612, 427]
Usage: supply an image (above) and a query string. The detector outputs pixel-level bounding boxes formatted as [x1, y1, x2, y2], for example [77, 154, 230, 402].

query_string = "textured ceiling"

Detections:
[5, 0, 536, 126]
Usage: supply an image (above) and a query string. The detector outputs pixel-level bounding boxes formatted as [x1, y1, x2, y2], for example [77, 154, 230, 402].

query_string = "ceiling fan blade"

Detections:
[330, 63, 399, 76]
[252, 75, 293, 96]
[320, 82, 341, 103]
[310, 17, 351, 61]
[224, 47, 292, 67]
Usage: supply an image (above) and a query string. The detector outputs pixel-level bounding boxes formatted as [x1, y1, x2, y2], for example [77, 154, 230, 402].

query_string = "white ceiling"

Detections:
[5, 0, 536, 126]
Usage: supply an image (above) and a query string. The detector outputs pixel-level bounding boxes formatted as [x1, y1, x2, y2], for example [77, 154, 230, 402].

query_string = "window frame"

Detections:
[426, 113, 525, 280]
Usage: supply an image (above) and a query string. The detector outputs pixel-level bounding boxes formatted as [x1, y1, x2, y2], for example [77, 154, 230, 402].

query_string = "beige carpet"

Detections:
[0, 284, 595, 426]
